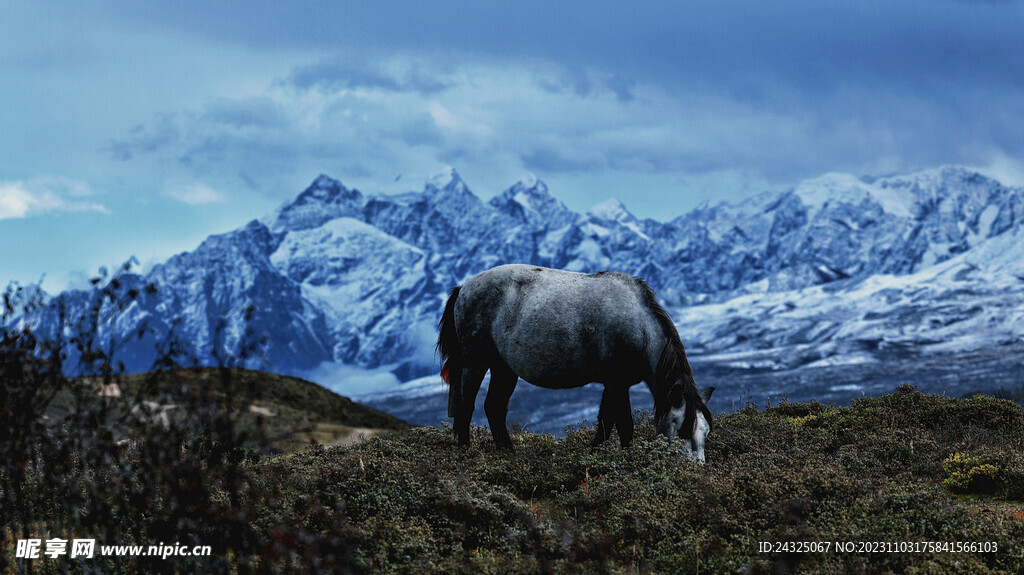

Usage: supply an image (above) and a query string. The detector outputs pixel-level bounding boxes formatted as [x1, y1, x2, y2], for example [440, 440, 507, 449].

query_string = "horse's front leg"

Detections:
[593, 385, 633, 448]
[613, 386, 634, 448]
[456, 366, 487, 446]
[484, 366, 518, 451]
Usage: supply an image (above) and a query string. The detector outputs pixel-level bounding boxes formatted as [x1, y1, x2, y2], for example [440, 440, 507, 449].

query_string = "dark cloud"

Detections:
[392, 114, 444, 147]
[81, 0, 1024, 205]
[87, 0, 1024, 188]
[533, 68, 640, 103]
[605, 75, 635, 104]
[285, 59, 452, 95]
[536, 70, 593, 98]
[91, 1, 1024, 95]
[202, 97, 288, 129]
[521, 146, 606, 174]
[105, 115, 181, 161]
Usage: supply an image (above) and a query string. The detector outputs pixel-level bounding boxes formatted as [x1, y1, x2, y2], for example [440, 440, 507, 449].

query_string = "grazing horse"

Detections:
[437, 264, 714, 461]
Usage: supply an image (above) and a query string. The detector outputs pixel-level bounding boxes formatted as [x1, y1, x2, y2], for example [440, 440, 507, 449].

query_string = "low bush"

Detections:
[249, 390, 1024, 574]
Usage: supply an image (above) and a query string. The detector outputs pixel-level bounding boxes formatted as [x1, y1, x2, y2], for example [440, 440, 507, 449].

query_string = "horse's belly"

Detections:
[515, 369, 593, 390]
[502, 352, 643, 390]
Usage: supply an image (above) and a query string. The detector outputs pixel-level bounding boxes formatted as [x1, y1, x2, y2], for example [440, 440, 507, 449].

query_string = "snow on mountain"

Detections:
[674, 222, 1024, 371]
[588, 198, 649, 239]
[791, 172, 916, 219]
[32, 165, 1024, 401]
[269, 174, 364, 232]
[426, 165, 464, 192]
[488, 174, 576, 232]
[269, 217, 433, 368]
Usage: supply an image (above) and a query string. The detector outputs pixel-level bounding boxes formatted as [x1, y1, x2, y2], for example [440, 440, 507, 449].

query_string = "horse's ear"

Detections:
[668, 384, 684, 408]
[700, 387, 715, 404]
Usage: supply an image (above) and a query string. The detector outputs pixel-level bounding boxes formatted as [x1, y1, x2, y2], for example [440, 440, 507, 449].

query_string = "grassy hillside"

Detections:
[249, 386, 1024, 574]
[5, 351, 1024, 573]
[3, 358, 414, 574]
[63, 368, 412, 453]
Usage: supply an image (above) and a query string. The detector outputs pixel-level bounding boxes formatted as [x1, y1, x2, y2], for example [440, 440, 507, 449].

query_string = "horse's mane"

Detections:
[635, 277, 713, 436]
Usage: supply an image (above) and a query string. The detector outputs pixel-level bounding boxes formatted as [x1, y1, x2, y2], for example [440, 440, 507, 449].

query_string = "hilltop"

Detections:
[53, 368, 411, 453]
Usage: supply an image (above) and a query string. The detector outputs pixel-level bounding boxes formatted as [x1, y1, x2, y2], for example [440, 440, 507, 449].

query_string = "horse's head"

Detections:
[658, 386, 714, 463]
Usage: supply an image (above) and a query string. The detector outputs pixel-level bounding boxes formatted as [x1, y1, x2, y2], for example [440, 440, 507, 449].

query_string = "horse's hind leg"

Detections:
[456, 365, 487, 446]
[484, 365, 518, 451]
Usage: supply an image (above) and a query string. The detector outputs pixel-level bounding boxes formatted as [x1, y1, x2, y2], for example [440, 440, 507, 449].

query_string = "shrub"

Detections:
[1, 268, 352, 574]
[943, 452, 1000, 494]
[245, 389, 1024, 574]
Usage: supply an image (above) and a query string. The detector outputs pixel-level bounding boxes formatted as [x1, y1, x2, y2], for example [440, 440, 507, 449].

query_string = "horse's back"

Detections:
[456, 265, 660, 388]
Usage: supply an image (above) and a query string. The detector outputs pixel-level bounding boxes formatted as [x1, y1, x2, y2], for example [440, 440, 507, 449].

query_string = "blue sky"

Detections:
[3, 0, 1024, 292]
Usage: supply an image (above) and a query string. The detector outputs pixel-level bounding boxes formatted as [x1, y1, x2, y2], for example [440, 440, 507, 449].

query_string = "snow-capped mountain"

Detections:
[31, 165, 1024, 419]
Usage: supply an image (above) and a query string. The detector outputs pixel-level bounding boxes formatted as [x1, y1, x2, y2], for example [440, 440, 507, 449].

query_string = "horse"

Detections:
[436, 264, 715, 462]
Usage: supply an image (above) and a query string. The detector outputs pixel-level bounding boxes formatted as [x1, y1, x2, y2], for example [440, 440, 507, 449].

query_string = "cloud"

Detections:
[83, 1, 1024, 100]
[98, 21, 1024, 217]
[165, 183, 226, 205]
[106, 115, 182, 161]
[973, 153, 1024, 187]
[0, 183, 61, 219]
[203, 96, 288, 129]
[605, 75, 636, 104]
[534, 67, 640, 102]
[521, 146, 607, 173]
[285, 58, 453, 95]
[0, 178, 108, 220]
[82, 56, 888, 210]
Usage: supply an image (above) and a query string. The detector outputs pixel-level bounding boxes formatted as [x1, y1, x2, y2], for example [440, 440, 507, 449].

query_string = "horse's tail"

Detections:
[437, 286, 462, 419]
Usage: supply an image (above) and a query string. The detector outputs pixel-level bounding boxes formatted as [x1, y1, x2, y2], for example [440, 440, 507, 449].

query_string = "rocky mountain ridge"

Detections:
[30, 166, 1024, 392]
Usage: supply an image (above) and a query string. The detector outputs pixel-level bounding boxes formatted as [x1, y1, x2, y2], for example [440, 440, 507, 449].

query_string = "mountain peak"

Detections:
[792, 172, 872, 206]
[507, 172, 550, 197]
[425, 166, 466, 193]
[311, 173, 341, 189]
[268, 174, 364, 231]
[516, 172, 540, 189]
[297, 174, 360, 202]
[793, 172, 916, 219]
[587, 198, 648, 238]
[488, 175, 574, 229]
[588, 198, 634, 222]
[882, 165, 1003, 192]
